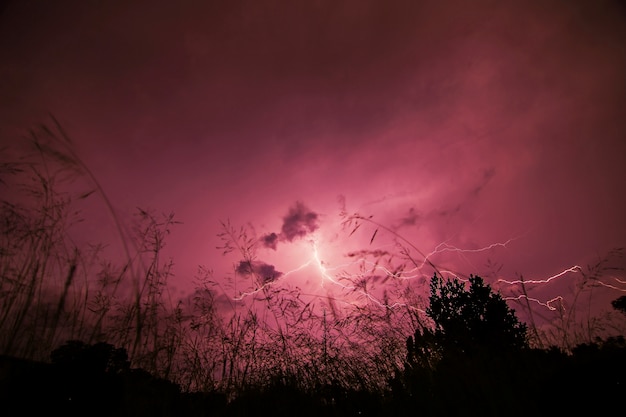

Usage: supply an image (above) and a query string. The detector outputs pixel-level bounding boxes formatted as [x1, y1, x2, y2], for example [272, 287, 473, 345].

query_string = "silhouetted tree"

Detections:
[425, 274, 528, 356]
[395, 274, 532, 417]
[50, 341, 129, 416]
[51, 340, 130, 374]
[612, 295, 626, 316]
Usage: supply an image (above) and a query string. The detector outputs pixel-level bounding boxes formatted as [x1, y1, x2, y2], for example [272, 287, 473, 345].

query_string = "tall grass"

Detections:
[0, 129, 92, 358]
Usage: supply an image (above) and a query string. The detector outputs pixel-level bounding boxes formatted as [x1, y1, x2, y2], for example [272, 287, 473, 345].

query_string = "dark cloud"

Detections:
[280, 201, 319, 242]
[346, 249, 390, 258]
[259, 202, 320, 250]
[260, 232, 279, 250]
[236, 260, 283, 284]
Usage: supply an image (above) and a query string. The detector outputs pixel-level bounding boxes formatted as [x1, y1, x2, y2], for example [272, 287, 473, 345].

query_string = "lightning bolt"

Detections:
[232, 216, 625, 320]
[232, 235, 426, 311]
[308, 237, 418, 309]
[504, 294, 565, 311]
[497, 265, 583, 285]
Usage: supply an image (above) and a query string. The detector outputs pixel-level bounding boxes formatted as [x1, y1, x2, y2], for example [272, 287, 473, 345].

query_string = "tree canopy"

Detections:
[612, 295, 626, 316]
[407, 274, 528, 369]
[425, 274, 528, 355]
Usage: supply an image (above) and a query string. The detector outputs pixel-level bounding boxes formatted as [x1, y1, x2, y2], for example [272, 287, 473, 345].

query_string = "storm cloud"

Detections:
[235, 260, 283, 285]
[260, 232, 280, 250]
[260, 201, 320, 249]
[1, 0, 624, 311]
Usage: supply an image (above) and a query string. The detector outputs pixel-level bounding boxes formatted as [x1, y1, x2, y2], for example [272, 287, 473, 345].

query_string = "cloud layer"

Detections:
[0, 0, 624, 310]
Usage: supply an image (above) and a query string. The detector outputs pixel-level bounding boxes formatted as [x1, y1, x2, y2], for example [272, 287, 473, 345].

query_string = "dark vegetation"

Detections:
[1, 120, 625, 415]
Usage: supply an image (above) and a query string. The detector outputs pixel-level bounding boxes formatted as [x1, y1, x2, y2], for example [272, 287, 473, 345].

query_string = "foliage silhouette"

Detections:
[51, 340, 130, 374]
[392, 274, 626, 417]
[398, 274, 532, 416]
[425, 274, 528, 355]
[50, 341, 128, 416]
[48, 340, 187, 417]
[612, 295, 626, 316]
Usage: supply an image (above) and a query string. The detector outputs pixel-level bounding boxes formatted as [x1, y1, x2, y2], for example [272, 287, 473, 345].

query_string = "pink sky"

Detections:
[1, 0, 625, 323]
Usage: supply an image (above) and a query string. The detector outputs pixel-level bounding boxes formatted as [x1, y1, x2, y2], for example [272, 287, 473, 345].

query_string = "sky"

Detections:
[1, 0, 626, 324]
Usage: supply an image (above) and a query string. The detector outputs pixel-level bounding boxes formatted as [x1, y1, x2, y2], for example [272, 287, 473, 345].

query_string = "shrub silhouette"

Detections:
[51, 340, 130, 374]
[49, 340, 185, 417]
[398, 274, 532, 417]
[50, 341, 129, 416]
[612, 295, 626, 316]
[394, 275, 626, 417]
[425, 274, 528, 355]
